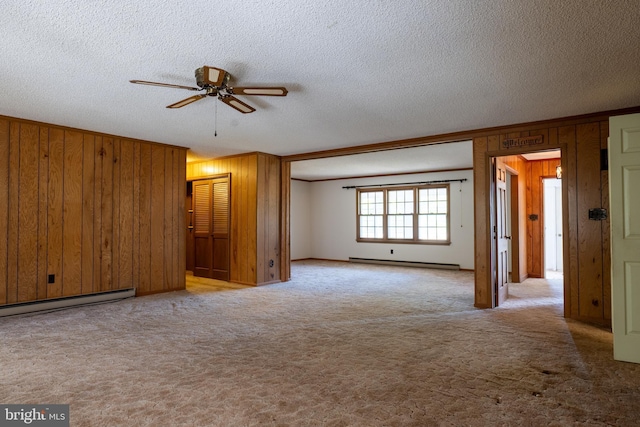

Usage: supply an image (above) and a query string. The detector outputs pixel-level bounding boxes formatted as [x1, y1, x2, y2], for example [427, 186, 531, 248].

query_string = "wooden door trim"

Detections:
[486, 143, 569, 312]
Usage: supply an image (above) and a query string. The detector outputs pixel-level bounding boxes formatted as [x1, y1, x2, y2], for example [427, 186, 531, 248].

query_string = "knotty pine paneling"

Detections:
[112, 139, 121, 290]
[100, 137, 115, 292]
[63, 130, 84, 297]
[0, 120, 9, 304]
[0, 115, 186, 306]
[187, 152, 281, 286]
[473, 136, 490, 307]
[0, 119, 10, 304]
[18, 123, 39, 302]
[118, 139, 134, 291]
[576, 122, 604, 319]
[7, 122, 20, 303]
[150, 145, 167, 291]
[280, 159, 291, 282]
[138, 143, 152, 294]
[37, 128, 49, 300]
[47, 128, 65, 299]
[257, 153, 281, 284]
[82, 134, 95, 295]
[177, 151, 187, 290]
[93, 136, 104, 293]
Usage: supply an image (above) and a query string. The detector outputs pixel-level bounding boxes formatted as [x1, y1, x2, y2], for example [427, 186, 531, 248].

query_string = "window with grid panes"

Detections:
[358, 190, 384, 239]
[418, 187, 449, 241]
[356, 185, 450, 244]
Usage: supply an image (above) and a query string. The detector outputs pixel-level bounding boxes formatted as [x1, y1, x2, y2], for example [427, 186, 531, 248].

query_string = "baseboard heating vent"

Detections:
[0, 288, 135, 318]
[349, 257, 460, 270]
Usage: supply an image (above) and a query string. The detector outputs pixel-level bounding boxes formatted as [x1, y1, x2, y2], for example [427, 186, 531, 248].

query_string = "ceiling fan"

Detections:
[130, 66, 288, 114]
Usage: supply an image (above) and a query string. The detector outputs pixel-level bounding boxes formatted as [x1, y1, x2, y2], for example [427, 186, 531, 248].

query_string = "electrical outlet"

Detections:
[48, 274, 55, 284]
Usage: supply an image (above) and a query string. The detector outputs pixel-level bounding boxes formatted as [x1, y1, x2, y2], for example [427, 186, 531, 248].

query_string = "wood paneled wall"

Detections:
[186, 152, 281, 286]
[474, 118, 611, 325]
[0, 116, 186, 306]
[257, 154, 281, 285]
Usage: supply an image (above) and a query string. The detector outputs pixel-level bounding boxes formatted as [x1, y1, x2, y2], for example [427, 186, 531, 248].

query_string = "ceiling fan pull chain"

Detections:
[214, 96, 218, 137]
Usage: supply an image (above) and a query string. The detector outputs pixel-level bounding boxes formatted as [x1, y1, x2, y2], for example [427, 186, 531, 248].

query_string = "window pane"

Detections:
[360, 191, 384, 215]
[360, 214, 383, 239]
[388, 214, 413, 239]
[388, 189, 413, 216]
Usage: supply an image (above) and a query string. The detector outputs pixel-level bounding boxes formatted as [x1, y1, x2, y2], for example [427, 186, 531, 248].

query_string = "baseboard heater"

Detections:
[0, 288, 135, 318]
[348, 257, 460, 270]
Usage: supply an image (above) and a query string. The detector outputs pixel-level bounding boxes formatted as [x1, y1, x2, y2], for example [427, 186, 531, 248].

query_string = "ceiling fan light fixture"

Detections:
[196, 66, 227, 88]
[132, 65, 286, 114]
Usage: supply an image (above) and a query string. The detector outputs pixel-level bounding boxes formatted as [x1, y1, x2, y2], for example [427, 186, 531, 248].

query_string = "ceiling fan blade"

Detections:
[230, 87, 288, 96]
[130, 80, 201, 91]
[220, 96, 256, 114]
[166, 94, 207, 109]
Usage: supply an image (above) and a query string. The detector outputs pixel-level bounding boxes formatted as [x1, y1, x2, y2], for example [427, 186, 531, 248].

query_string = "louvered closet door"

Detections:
[193, 180, 213, 278]
[211, 179, 230, 281]
[192, 177, 230, 280]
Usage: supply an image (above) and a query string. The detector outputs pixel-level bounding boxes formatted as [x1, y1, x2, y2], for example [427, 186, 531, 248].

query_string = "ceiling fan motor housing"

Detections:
[195, 66, 228, 88]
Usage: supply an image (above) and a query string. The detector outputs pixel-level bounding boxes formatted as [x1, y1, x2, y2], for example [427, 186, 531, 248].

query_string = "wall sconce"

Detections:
[556, 165, 562, 179]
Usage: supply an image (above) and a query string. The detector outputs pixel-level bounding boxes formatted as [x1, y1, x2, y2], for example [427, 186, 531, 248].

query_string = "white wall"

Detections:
[291, 169, 475, 269]
[290, 179, 312, 259]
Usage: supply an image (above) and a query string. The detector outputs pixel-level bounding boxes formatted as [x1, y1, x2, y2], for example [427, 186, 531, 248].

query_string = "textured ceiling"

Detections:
[2, 1, 640, 166]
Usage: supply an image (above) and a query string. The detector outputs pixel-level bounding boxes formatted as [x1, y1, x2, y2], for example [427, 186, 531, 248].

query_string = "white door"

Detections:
[544, 178, 563, 273]
[609, 113, 640, 364]
[555, 184, 563, 272]
[494, 158, 509, 305]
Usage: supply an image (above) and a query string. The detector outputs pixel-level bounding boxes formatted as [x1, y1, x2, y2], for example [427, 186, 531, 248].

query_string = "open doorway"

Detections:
[491, 149, 564, 307]
[543, 177, 563, 279]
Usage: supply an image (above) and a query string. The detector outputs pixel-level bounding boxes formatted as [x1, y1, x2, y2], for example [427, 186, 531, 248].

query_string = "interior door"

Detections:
[554, 183, 563, 272]
[609, 113, 640, 364]
[211, 179, 230, 281]
[544, 178, 563, 272]
[193, 180, 213, 278]
[192, 177, 230, 281]
[495, 158, 509, 305]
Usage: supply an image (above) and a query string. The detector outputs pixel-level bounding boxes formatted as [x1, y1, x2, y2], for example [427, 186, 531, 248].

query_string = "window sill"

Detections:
[356, 239, 451, 246]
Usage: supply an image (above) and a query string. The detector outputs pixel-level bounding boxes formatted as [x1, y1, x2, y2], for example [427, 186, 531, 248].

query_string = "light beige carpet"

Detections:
[1, 260, 639, 426]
